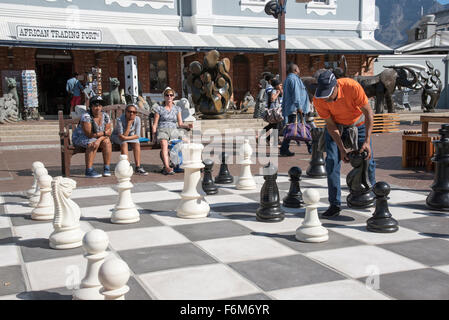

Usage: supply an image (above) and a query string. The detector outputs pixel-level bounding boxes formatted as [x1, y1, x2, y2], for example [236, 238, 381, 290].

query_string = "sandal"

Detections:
[161, 168, 174, 175]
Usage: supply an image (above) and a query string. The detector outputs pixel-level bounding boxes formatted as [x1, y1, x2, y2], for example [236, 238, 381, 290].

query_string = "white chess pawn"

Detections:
[27, 161, 44, 198]
[111, 155, 140, 224]
[29, 167, 48, 208]
[73, 229, 109, 300]
[49, 176, 84, 249]
[176, 143, 210, 218]
[31, 174, 54, 221]
[296, 188, 329, 243]
[236, 139, 256, 190]
[99, 258, 130, 300]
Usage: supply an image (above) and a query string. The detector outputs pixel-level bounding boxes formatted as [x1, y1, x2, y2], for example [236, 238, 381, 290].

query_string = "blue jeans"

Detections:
[324, 124, 376, 206]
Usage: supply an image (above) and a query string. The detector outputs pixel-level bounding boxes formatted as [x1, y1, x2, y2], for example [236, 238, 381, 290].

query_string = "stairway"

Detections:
[0, 122, 60, 143]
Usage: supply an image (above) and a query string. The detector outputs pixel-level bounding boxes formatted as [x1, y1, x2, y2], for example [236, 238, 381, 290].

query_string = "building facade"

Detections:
[0, 0, 392, 115]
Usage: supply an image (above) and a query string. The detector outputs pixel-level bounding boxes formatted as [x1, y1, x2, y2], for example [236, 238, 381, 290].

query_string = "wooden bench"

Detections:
[58, 104, 160, 177]
[313, 113, 400, 133]
[401, 115, 449, 171]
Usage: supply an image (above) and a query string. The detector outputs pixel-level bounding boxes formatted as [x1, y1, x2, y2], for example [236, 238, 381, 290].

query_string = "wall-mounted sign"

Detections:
[16, 26, 102, 42]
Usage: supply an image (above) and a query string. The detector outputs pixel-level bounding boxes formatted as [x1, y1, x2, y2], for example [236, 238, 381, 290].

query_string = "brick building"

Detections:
[0, 0, 392, 115]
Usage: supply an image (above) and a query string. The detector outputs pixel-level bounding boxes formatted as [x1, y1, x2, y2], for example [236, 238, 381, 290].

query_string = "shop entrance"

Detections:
[35, 49, 73, 115]
[232, 54, 250, 106]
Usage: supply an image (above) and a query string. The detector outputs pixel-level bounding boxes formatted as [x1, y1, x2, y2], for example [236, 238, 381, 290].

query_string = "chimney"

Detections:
[422, 14, 437, 39]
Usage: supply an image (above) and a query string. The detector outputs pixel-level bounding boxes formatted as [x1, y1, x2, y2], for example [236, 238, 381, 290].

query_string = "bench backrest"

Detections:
[312, 113, 400, 133]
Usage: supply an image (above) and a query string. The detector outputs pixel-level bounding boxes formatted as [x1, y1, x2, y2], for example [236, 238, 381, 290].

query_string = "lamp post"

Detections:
[278, 0, 286, 83]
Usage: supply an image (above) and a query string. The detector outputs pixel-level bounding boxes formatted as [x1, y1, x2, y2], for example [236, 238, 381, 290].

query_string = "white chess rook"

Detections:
[236, 139, 256, 190]
[177, 143, 210, 218]
[296, 188, 329, 243]
[111, 155, 140, 224]
[99, 258, 130, 300]
[27, 161, 44, 198]
[29, 167, 48, 208]
[31, 174, 54, 221]
[49, 176, 84, 249]
[73, 229, 109, 300]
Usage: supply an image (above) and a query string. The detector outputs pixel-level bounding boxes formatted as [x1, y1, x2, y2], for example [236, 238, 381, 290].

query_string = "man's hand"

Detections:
[340, 148, 349, 163]
[360, 141, 371, 160]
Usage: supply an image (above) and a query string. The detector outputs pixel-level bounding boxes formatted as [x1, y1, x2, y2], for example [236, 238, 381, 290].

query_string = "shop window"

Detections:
[324, 54, 339, 70]
[263, 54, 277, 76]
[240, 0, 269, 13]
[306, 0, 337, 15]
[149, 53, 168, 93]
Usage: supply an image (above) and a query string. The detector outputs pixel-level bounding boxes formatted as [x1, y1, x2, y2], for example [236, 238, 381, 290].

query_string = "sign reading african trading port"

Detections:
[16, 26, 102, 42]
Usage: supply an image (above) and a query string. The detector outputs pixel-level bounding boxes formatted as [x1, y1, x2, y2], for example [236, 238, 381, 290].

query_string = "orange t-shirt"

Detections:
[313, 78, 368, 126]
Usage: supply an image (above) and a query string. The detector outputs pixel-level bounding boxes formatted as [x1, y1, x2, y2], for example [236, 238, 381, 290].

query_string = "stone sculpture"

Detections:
[5, 77, 20, 114]
[111, 155, 140, 224]
[0, 93, 19, 124]
[49, 176, 84, 249]
[177, 143, 210, 219]
[346, 151, 375, 208]
[426, 124, 449, 211]
[102, 78, 121, 105]
[73, 229, 109, 300]
[187, 50, 233, 118]
[283, 167, 304, 208]
[99, 258, 130, 300]
[306, 127, 327, 178]
[31, 173, 54, 221]
[236, 139, 256, 190]
[256, 164, 284, 222]
[418, 61, 443, 113]
[296, 188, 328, 242]
[176, 98, 196, 122]
[366, 182, 399, 233]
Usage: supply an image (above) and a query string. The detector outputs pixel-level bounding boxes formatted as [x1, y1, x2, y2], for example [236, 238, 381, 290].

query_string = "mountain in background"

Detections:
[375, 0, 449, 48]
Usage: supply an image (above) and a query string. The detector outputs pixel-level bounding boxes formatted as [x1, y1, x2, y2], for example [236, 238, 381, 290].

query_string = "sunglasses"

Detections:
[165, 94, 174, 97]
[127, 110, 137, 114]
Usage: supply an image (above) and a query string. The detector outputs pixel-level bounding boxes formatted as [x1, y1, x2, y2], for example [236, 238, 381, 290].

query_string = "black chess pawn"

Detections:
[215, 152, 234, 184]
[283, 167, 304, 208]
[256, 164, 284, 222]
[346, 151, 375, 208]
[366, 182, 398, 233]
[426, 124, 449, 211]
[202, 159, 218, 195]
[306, 127, 327, 178]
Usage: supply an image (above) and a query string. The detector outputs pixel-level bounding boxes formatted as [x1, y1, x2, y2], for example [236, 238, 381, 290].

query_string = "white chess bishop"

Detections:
[176, 143, 210, 218]
[236, 139, 256, 190]
[111, 155, 140, 224]
[73, 229, 109, 300]
[296, 188, 329, 243]
[31, 173, 54, 221]
[99, 258, 130, 300]
[49, 176, 84, 249]
[27, 161, 45, 198]
[29, 167, 48, 208]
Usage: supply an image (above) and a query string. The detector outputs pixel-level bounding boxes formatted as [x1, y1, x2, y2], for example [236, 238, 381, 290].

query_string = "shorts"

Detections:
[157, 127, 184, 142]
[70, 96, 82, 107]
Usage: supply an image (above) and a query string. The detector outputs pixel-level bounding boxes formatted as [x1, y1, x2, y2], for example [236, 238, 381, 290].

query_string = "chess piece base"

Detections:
[31, 209, 54, 221]
[215, 176, 234, 184]
[306, 165, 327, 178]
[236, 179, 256, 190]
[366, 217, 399, 233]
[282, 196, 304, 208]
[347, 192, 375, 208]
[177, 199, 210, 219]
[29, 195, 40, 208]
[426, 192, 449, 211]
[49, 226, 84, 249]
[111, 208, 140, 224]
[202, 185, 218, 195]
[73, 287, 104, 300]
[295, 226, 329, 243]
[256, 207, 284, 222]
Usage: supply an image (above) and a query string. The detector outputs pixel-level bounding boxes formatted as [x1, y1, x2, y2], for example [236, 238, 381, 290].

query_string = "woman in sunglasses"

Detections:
[111, 104, 148, 175]
[72, 95, 112, 178]
[152, 87, 192, 175]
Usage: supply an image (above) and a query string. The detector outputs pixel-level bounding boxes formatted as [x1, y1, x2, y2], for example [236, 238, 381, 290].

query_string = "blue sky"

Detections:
[438, 0, 449, 4]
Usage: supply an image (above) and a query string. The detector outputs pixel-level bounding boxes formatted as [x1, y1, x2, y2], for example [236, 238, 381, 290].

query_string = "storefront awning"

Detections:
[0, 21, 393, 55]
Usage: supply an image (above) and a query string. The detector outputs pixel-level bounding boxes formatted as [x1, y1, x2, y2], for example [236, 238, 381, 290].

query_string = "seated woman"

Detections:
[111, 104, 148, 175]
[72, 96, 112, 178]
[152, 87, 192, 175]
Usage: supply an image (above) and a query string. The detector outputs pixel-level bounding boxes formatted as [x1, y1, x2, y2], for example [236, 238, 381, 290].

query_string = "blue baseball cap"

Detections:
[315, 70, 337, 99]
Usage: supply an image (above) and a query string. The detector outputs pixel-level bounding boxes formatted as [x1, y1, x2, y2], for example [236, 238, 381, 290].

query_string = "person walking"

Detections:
[313, 70, 376, 218]
[66, 72, 85, 114]
[262, 78, 283, 145]
[279, 64, 310, 157]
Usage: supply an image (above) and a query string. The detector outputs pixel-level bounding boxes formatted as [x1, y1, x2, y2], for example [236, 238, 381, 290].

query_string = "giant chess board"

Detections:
[1, 175, 449, 300]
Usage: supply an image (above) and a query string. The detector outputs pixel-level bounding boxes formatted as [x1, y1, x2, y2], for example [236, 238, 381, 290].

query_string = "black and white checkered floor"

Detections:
[1, 174, 449, 300]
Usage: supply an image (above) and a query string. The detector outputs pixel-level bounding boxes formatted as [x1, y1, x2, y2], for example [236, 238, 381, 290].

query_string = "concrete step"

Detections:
[0, 125, 59, 132]
[0, 129, 60, 136]
[0, 135, 59, 143]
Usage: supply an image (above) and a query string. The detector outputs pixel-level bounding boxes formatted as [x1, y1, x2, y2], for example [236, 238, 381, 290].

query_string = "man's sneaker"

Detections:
[85, 168, 102, 178]
[280, 151, 295, 157]
[103, 165, 111, 177]
[136, 166, 148, 176]
[321, 204, 341, 218]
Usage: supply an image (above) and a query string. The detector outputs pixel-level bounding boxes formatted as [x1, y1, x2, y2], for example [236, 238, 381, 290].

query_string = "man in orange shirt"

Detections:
[313, 70, 376, 217]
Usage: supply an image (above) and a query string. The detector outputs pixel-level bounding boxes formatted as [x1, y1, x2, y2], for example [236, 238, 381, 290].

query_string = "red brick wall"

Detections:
[167, 51, 182, 96]
[0, 47, 36, 96]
